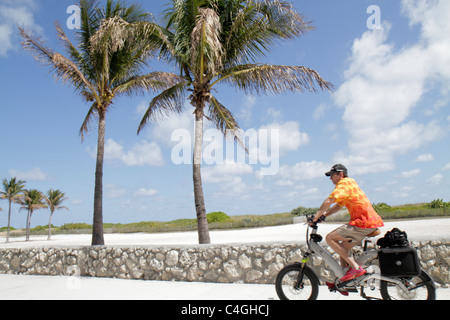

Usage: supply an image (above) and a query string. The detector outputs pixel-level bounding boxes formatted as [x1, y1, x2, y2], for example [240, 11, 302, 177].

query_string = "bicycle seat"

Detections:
[366, 228, 381, 237]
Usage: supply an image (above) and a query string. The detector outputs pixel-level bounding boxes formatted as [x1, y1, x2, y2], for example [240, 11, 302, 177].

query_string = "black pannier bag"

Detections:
[377, 228, 421, 277]
[378, 246, 421, 277]
[376, 228, 409, 248]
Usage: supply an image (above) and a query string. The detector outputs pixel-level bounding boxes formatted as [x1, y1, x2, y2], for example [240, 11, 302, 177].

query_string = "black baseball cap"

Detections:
[325, 164, 348, 177]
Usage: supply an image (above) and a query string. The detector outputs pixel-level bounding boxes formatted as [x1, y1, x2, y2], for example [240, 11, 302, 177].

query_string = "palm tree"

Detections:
[138, 0, 332, 244]
[19, 189, 47, 241]
[19, 0, 182, 245]
[0, 178, 26, 243]
[44, 189, 69, 240]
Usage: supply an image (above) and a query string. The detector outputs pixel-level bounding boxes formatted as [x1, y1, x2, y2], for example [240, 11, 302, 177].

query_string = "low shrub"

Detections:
[372, 203, 392, 212]
[427, 199, 450, 209]
[207, 211, 231, 223]
[290, 206, 317, 216]
[60, 223, 91, 230]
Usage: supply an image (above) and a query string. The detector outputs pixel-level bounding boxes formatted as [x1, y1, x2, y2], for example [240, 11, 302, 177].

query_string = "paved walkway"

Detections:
[0, 274, 448, 300]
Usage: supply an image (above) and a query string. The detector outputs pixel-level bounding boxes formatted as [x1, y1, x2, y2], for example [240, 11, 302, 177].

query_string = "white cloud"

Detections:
[313, 103, 330, 120]
[414, 153, 434, 162]
[399, 168, 421, 178]
[333, 0, 449, 174]
[105, 184, 127, 199]
[71, 199, 83, 206]
[202, 161, 254, 199]
[277, 161, 330, 182]
[151, 109, 194, 147]
[266, 108, 282, 121]
[134, 188, 158, 197]
[9, 167, 50, 181]
[0, 1, 43, 57]
[259, 121, 309, 156]
[427, 173, 443, 185]
[203, 161, 253, 184]
[135, 100, 148, 116]
[104, 139, 165, 167]
[442, 163, 450, 171]
[239, 95, 257, 125]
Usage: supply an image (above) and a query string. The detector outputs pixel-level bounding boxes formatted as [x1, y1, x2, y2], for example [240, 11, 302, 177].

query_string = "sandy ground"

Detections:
[0, 218, 448, 300]
[1, 218, 449, 248]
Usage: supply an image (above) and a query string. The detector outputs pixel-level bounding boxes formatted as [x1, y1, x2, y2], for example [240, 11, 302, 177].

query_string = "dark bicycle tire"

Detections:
[275, 264, 320, 300]
[380, 269, 436, 300]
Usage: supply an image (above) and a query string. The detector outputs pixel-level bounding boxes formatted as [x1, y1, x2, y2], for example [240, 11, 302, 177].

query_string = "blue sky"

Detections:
[1, 0, 449, 229]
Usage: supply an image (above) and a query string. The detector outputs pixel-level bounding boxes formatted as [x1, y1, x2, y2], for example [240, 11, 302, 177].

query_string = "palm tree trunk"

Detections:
[26, 210, 31, 241]
[48, 212, 53, 240]
[193, 110, 211, 244]
[6, 200, 12, 243]
[92, 109, 106, 246]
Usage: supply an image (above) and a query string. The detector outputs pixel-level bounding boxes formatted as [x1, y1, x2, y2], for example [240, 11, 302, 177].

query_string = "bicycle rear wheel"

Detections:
[275, 264, 319, 300]
[380, 270, 436, 300]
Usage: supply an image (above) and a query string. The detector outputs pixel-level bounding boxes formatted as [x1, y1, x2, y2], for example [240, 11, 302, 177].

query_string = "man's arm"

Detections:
[326, 202, 343, 217]
[313, 197, 335, 222]
[313, 197, 343, 222]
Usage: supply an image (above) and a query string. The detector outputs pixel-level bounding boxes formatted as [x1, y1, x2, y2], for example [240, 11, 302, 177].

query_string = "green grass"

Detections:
[4, 202, 450, 237]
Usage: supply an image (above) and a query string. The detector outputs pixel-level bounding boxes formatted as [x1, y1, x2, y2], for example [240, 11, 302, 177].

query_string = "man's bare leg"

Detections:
[326, 231, 359, 269]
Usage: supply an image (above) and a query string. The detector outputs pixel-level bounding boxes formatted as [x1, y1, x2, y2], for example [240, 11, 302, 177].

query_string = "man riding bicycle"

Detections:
[312, 164, 384, 287]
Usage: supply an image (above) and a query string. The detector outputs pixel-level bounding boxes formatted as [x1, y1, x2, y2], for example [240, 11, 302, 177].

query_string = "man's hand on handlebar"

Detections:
[308, 213, 326, 226]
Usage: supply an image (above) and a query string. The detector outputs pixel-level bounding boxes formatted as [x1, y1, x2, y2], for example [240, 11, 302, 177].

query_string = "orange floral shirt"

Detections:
[329, 178, 384, 229]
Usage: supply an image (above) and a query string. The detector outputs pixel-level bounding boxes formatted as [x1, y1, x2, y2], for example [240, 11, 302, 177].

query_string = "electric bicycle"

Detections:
[275, 215, 436, 300]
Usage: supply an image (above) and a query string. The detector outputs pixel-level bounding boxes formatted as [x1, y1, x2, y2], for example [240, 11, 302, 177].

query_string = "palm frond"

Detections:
[19, 27, 97, 99]
[215, 64, 333, 95]
[165, 0, 207, 68]
[208, 95, 246, 151]
[77, 0, 102, 55]
[223, 0, 313, 65]
[1, 178, 26, 201]
[79, 102, 98, 141]
[19, 189, 47, 211]
[190, 7, 224, 81]
[138, 81, 189, 134]
[44, 189, 69, 211]
[114, 72, 185, 97]
[90, 16, 131, 56]
[207, 95, 240, 135]
[137, 21, 178, 64]
[55, 22, 95, 85]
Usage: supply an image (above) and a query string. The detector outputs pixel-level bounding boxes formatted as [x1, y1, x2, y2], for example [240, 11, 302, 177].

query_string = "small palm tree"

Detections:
[19, 189, 47, 241]
[44, 189, 69, 240]
[0, 178, 26, 243]
[19, 0, 182, 245]
[138, 0, 332, 244]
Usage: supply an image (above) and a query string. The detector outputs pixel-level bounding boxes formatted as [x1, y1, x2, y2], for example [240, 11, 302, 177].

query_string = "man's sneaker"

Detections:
[326, 281, 349, 296]
[340, 266, 366, 282]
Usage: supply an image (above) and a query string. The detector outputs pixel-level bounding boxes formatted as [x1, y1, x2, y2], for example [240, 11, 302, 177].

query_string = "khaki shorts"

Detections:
[334, 224, 378, 245]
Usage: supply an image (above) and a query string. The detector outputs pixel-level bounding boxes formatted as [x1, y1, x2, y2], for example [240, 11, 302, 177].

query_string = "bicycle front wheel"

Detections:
[275, 264, 319, 300]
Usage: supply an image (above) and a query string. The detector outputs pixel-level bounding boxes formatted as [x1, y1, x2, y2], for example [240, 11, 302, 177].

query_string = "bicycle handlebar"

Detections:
[306, 214, 326, 227]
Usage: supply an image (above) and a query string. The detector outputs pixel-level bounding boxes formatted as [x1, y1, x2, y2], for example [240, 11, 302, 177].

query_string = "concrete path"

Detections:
[0, 274, 448, 300]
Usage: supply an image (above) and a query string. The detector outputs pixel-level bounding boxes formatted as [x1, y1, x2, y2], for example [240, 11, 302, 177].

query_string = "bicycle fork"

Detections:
[294, 252, 311, 290]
